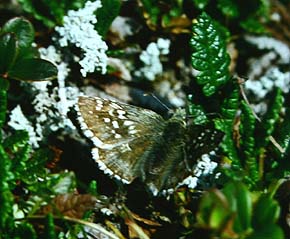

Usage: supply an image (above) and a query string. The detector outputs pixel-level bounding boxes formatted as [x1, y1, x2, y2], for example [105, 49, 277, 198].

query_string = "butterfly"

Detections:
[75, 95, 223, 193]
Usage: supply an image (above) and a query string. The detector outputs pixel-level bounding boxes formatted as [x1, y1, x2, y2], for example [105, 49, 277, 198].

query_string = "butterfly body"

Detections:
[75, 96, 221, 193]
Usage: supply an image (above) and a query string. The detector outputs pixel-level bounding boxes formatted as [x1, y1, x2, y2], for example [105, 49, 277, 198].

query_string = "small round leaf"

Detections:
[2, 17, 34, 50]
[0, 33, 18, 74]
[8, 58, 57, 81]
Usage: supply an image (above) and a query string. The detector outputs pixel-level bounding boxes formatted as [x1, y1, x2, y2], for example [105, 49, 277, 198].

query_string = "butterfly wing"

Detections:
[76, 96, 167, 184]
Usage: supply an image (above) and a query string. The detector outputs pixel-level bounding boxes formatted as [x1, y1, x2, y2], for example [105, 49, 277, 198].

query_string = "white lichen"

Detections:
[244, 35, 290, 102]
[55, 0, 108, 77]
[8, 105, 39, 148]
[17, 45, 81, 147]
[135, 38, 170, 81]
[178, 152, 218, 189]
[245, 35, 290, 64]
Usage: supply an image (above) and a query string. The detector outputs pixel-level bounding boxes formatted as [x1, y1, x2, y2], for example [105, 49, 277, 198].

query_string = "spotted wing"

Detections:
[75, 96, 166, 184]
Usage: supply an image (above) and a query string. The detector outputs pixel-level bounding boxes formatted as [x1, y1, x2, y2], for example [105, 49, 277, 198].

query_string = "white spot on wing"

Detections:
[117, 110, 126, 114]
[112, 121, 119, 128]
[110, 102, 122, 109]
[95, 106, 102, 111]
[122, 178, 130, 184]
[84, 129, 94, 138]
[124, 120, 134, 126]
[92, 148, 99, 159]
[129, 130, 138, 135]
[96, 99, 103, 105]
[104, 118, 110, 123]
[108, 109, 114, 116]
[91, 137, 104, 147]
[128, 125, 135, 130]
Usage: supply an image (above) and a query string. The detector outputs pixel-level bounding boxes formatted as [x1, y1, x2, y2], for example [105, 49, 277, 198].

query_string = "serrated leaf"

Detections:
[221, 83, 239, 120]
[96, 0, 121, 36]
[0, 144, 14, 229]
[187, 100, 208, 125]
[258, 88, 283, 149]
[240, 101, 258, 184]
[276, 108, 290, 160]
[8, 58, 57, 81]
[3, 130, 29, 153]
[191, 12, 230, 96]
[18, 148, 51, 184]
[0, 33, 18, 74]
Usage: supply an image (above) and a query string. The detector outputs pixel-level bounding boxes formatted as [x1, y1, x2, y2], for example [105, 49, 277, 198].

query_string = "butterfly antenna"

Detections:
[145, 93, 171, 111]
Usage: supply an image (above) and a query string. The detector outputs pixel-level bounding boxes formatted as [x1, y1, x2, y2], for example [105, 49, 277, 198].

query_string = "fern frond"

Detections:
[191, 12, 230, 96]
[3, 130, 29, 154]
[240, 101, 259, 184]
[18, 148, 51, 184]
[0, 144, 14, 231]
[44, 213, 56, 239]
[258, 88, 283, 148]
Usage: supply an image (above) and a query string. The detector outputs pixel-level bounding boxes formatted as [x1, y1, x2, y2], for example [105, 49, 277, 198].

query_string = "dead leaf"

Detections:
[41, 194, 97, 219]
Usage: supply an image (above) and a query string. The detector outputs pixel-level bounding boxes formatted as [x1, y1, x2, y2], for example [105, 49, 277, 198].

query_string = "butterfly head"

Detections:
[169, 108, 187, 126]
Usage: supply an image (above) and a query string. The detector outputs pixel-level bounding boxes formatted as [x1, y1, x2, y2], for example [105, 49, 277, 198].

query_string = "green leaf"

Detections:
[192, 0, 210, 10]
[246, 224, 284, 239]
[19, 148, 52, 184]
[0, 144, 14, 230]
[17, 0, 55, 27]
[140, 0, 160, 26]
[191, 12, 230, 96]
[217, 0, 239, 18]
[96, 0, 121, 36]
[3, 130, 29, 153]
[240, 16, 266, 34]
[223, 182, 252, 233]
[215, 83, 240, 169]
[0, 77, 9, 129]
[252, 194, 280, 230]
[276, 108, 290, 161]
[0, 33, 18, 74]
[258, 88, 283, 148]
[187, 95, 208, 125]
[8, 58, 57, 81]
[44, 213, 56, 239]
[197, 190, 231, 230]
[220, 82, 239, 121]
[240, 101, 258, 184]
[17, 0, 87, 27]
[2, 17, 34, 51]
[215, 119, 240, 170]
